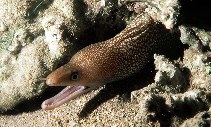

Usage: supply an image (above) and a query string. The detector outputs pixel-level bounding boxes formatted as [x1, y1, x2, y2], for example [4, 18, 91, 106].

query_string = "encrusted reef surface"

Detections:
[0, 0, 210, 126]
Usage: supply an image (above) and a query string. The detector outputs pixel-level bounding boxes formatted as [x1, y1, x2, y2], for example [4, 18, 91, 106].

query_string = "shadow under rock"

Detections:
[1, 86, 65, 115]
[78, 61, 156, 118]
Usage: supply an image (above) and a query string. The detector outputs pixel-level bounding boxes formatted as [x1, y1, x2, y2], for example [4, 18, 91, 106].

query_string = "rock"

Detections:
[180, 111, 211, 127]
[0, 19, 8, 32]
[154, 54, 188, 93]
[183, 48, 211, 90]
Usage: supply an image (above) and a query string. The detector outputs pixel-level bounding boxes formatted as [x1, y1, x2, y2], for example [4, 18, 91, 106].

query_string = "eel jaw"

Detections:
[41, 86, 92, 110]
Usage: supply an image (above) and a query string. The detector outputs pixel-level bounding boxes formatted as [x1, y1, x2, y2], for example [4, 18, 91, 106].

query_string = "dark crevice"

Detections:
[179, 0, 211, 30]
[25, 0, 54, 21]
[73, 4, 128, 52]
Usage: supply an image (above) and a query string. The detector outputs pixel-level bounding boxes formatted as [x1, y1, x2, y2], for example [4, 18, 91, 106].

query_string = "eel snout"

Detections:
[42, 67, 97, 110]
[41, 85, 89, 110]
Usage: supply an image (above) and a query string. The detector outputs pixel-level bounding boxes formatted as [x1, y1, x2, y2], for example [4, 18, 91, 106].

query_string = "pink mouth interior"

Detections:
[41, 86, 89, 110]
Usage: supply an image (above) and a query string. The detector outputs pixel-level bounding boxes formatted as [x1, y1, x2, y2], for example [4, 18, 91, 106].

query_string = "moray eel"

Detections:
[41, 13, 176, 110]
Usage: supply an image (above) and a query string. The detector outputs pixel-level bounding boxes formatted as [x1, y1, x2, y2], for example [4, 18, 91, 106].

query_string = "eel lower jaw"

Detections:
[41, 85, 92, 110]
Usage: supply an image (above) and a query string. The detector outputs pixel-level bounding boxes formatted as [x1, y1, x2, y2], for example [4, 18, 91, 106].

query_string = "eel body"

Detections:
[42, 14, 175, 110]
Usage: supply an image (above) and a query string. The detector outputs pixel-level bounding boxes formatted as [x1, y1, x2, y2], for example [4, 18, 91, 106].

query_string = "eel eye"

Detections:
[71, 71, 79, 80]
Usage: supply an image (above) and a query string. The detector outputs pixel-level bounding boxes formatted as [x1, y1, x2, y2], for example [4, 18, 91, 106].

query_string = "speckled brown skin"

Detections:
[42, 14, 175, 110]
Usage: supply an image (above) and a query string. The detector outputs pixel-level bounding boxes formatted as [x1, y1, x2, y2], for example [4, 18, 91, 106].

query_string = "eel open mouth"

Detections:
[41, 86, 90, 110]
